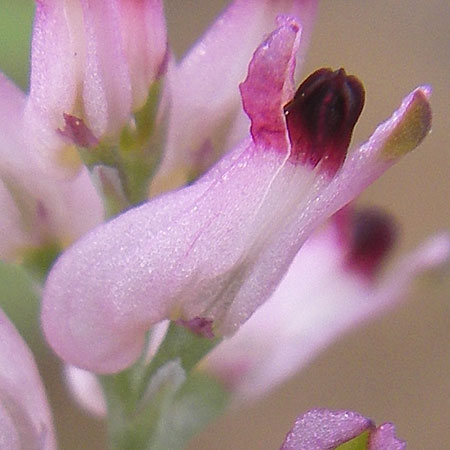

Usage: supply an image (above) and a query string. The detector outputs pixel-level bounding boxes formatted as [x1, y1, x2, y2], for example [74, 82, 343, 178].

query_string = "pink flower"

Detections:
[25, 0, 167, 168]
[202, 206, 450, 402]
[42, 11, 433, 374]
[280, 408, 405, 450]
[0, 0, 169, 261]
[0, 307, 56, 449]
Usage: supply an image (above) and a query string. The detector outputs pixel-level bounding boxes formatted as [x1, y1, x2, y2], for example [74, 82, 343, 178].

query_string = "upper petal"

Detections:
[280, 409, 406, 449]
[0, 308, 56, 450]
[157, 0, 318, 185]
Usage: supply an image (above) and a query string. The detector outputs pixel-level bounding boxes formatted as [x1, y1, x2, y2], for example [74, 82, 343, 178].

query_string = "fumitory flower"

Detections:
[0, 307, 56, 450]
[0, 0, 167, 261]
[42, 11, 433, 375]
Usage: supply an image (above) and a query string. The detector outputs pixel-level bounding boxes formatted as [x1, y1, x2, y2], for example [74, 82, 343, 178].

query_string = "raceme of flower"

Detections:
[0, 307, 56, 450]
[280, 409, 406, 450]
[0, 0, 318, 261]
[0, 0, 444, 448]
[42, 11, 432, 374]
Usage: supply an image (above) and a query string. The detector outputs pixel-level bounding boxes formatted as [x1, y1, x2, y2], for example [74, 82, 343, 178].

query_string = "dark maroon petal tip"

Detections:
[176, 317, 215, 339]
[58, 113, 99, 148]
[343, 208, 398, 277]
[284, 68, 365, 175]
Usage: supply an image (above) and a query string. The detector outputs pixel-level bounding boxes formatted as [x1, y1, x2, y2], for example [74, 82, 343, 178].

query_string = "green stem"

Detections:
[100, 323, 225, 450]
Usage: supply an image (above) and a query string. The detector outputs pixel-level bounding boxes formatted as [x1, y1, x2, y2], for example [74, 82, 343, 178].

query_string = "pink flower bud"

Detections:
[25, 0, 167, 166]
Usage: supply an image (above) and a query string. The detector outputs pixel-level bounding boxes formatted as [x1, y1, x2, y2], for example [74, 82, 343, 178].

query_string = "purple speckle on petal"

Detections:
[59, 113, 99, 148]
[176, 317, 215, 339]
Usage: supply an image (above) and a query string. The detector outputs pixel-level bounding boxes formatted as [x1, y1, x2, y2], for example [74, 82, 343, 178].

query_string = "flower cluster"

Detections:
[0, 0, 448, 449]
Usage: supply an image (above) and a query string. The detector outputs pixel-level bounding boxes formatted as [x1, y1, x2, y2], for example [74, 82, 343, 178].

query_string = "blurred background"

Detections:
[0, 0, 448, 448]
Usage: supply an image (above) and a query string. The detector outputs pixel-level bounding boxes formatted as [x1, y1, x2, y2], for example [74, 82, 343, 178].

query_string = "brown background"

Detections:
[1, 1, 449, 448]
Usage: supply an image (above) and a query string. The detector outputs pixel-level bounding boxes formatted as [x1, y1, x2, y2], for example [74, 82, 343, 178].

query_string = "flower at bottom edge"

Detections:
[280, 408, 405, 450]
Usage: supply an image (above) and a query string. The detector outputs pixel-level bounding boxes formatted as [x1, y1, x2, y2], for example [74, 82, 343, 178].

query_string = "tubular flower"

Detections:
[25, 0, 167, 169]
[280, 409, 405, 450]
[202, 207, 450, 402]
[0, 73, 103, 262]
[42, 11, 433, 375]
[0, 308, 56, 450]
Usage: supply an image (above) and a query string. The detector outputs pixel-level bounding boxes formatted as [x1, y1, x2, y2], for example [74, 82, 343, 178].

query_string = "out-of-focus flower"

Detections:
[280, 408, 405, 450]
[42, 12, 432, 374]
[0, 73, 103, 262]
[0, 307, 56, 450]
[202, 207, 450, 402]
[25, 0, 167, 170]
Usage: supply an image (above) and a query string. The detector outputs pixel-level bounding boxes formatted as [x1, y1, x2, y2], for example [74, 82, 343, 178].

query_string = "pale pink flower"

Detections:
[280, 408, 405, 450]
[0, 0, 169, 261]
[0, 308, 56, 450]
[42, 12, 433, 374]
[25, 0, 167, 169]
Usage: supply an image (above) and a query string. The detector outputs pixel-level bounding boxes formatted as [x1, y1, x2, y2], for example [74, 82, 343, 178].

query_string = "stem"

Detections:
[99, 323, 225, 449]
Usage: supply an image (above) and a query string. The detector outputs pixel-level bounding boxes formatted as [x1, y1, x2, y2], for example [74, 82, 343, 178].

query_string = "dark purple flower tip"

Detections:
[58, 113, 99, 148]
[284, 68, 365, 175]
[176, 317, 215, 339]
[340, 208, 398, 277]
